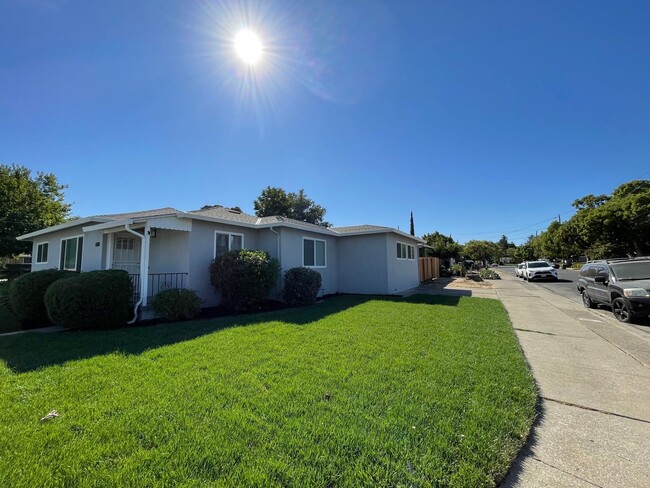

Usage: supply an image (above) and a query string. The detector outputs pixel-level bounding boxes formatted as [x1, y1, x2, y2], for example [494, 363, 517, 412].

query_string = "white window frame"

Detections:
[59, 235, 84, 271]
[213, 231, 245, 258]
[302, 237, 327, 268]
[397, 241, 416, 261]
[35, 241, 49, 264]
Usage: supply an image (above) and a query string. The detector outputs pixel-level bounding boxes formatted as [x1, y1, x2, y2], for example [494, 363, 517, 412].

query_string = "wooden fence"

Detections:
[418, 257, 440, 282]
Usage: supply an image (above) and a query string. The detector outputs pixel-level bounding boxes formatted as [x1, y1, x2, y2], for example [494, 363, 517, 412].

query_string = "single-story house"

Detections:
[17, 205, 424, 314]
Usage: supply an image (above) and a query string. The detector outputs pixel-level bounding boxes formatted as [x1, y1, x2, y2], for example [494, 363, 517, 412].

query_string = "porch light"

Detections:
[150, 228, 157, 238]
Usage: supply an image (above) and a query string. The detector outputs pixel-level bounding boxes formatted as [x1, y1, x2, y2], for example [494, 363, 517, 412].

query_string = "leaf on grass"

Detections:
[40, 410, 60, 422]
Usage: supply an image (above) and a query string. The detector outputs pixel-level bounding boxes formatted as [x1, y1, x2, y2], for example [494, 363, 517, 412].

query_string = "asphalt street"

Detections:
[499, 265, 650, 335]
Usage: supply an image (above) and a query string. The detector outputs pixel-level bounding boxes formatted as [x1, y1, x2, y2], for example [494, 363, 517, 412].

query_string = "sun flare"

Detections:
[234, 29, 263, 64]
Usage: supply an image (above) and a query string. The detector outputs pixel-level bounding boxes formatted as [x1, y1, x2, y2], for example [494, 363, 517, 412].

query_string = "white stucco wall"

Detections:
[278, 227, 338, 296]
[148, 229, 190, 275]
[28, 224, 89, 272]
[187, 220, 260, 306]
[337, 234, 389, 294]
[386, 234, 420, 293]
[81, 230, 105, 272]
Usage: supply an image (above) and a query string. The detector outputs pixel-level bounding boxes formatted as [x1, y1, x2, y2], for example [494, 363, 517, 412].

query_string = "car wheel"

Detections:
[612, 298, 633, 323]
[581, 290, 595, 309]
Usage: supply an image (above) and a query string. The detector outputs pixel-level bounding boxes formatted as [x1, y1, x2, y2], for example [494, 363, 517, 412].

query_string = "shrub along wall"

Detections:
[151, 289, 202, 322]
[283, 267, 322, 306]
[209, 249, 279, 311]
[44, 270, 133, 329]
[8, 269, 76, 328]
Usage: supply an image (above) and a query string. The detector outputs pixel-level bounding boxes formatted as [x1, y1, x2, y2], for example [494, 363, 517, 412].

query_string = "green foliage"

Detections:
[151, 289, 202, 322]
[463, 240, 501, 265]
[497, 234, 515, 253]
[0, 164, 71, 256]
[0, 295, 536, 486]
[409, 211, 415, 236]
[282, 267, 322, 306]
[525, 180, 650, 260]
[450, 263, 466, 277]
[479, 268, 500, 279]
[209, 249, 280, 311]
[253, 186, 330, 226]
[44, 270, 133, 329]
[0, 281, 21, 333]
[8, 269, 76, 327]
[422, 231, 462, 260]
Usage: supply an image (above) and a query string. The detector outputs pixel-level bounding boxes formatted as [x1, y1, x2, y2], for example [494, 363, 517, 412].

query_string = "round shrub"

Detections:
[8, 269, 76, 327]
[151, 289, 202, 322]
[209, 249, 279, 311]
[44, 270, 133, 329]
[283, 267, 322, 306]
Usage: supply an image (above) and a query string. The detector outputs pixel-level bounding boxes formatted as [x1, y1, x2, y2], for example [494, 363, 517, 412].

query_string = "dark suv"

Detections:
[576, 258, 650, 323]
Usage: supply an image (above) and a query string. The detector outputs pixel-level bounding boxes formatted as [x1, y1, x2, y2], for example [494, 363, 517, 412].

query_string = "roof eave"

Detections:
[16, 217, 110, 241]
[337, 229, 425, 242]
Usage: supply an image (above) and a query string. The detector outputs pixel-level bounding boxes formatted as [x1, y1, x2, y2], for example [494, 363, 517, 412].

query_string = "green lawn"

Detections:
[0, 281, 21, 334]
[0, 295, 536, 487]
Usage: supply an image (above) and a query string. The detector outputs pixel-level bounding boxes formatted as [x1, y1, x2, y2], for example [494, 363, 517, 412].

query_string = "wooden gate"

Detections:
[419, 257, 440, 282]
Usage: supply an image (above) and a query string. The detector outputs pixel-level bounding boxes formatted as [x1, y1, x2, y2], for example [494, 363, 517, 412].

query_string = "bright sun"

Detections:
[234, 29, 263, 65]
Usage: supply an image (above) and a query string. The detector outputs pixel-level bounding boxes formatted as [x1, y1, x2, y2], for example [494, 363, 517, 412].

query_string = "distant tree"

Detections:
[422, 232, 462, 261]
[463, 240, 501, 266]
[409, 212, 415, 236]
[0, 164, 71, 256]
[512, 236, 539, 262]
[568, 180, 650, 258]
[497, 234, 512, 253]
[253, 187, 330, 227]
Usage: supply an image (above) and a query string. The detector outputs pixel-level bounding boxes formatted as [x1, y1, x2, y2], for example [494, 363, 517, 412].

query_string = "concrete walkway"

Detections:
[406, 274, 650, 487]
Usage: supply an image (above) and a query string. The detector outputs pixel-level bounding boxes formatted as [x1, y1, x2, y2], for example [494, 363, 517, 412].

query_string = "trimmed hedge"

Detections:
[209, 250, 279, 311]
[8, 269, 76, 327]
[151, 289, 202, 322]
[283, 267, 322, 306]
[44, 270, 133, 329]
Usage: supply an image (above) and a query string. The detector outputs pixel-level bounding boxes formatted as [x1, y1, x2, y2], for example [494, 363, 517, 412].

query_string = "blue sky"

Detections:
[1, 0, 649, 244]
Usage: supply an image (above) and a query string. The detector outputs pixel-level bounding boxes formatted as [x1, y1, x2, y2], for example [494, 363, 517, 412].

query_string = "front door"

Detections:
[112, 237, 141, 274]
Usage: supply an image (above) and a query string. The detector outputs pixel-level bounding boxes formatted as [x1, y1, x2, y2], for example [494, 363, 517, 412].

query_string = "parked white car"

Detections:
[523, 261, 558, 282]
[516, 263, 526, 278]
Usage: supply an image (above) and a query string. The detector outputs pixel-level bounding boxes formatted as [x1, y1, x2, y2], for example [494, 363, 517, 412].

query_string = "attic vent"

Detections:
[227, 207, 243, 214]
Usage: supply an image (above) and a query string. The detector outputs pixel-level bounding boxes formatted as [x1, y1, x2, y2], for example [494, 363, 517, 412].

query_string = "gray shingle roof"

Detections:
[91, 207, 179, 220]
[332, 225, 392, 233]
[188, 206, 260, 224]
[258, 215, 333, 232]
[57, 205, 416, 239]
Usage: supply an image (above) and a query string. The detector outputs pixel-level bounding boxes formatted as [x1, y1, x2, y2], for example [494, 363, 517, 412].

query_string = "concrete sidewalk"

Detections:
[494, 272, 650, 487]
[405, 274, 650, 487]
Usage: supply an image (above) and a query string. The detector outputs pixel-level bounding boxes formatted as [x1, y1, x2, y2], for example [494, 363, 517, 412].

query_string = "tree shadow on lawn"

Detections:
[0, 294, 462, 374]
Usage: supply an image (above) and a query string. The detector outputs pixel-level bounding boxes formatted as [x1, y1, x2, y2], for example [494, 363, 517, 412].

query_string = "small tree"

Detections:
[253, 187, 330, 227]
[0, 164, 71, 256]
[209, 250, 279, 311]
